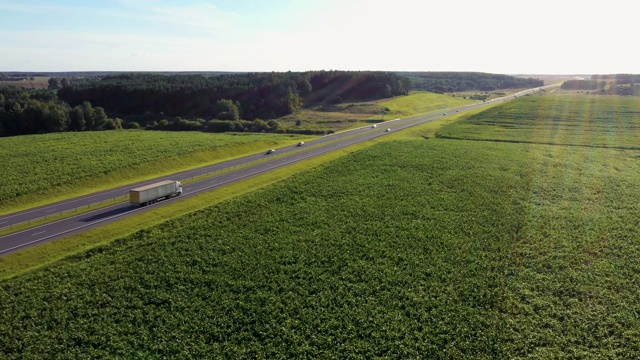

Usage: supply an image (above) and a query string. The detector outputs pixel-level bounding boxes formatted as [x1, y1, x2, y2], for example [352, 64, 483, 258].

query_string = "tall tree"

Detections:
[214, 99, 239, 120]
[92, 106, 109, 130]
[69, 106, 86, 131]
[81, 101, 94, 130]
[47, 103, 69, 132]
[47, 78, 60, 90]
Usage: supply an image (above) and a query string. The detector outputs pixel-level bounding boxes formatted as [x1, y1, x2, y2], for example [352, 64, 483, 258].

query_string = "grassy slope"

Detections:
[1, 94, 639, 357]
[279, 92, 475, 130]
[377, 91, 474, 118]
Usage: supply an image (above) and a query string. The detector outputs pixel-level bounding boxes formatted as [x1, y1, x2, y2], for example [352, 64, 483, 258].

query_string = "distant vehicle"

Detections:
[443, 113, 447, 115]
[386, 128, 391, 132]
[129, 180, 182, 207]
[372, 124, 377, 128]
[297, 141, 304, 147]
[266, 149, 275, 154]
[456, 110, 460, 112]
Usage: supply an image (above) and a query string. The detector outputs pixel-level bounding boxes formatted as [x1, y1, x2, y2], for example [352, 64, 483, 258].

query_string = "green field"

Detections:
[0, 130, 308, 214]
[278, 92, 475, 131]
[437, 95, 640, 148]
[0, 91, 471, 215]
[1, 94, 639, 357]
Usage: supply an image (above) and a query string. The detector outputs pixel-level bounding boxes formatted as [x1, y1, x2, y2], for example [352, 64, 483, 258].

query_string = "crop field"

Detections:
[0, 130, 306, 213]
[0, 77, 49, 90]
[1, 94, 639, 358]
[437, 95, 640, 149]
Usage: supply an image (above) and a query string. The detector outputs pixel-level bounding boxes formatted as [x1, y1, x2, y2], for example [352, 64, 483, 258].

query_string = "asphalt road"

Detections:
[0, 87, 548, 255]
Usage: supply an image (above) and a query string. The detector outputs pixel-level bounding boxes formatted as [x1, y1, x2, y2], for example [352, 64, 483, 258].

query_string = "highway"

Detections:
[0, 87, 549, 255]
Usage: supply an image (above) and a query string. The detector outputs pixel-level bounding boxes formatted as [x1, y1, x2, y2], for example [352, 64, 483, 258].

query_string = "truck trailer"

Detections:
[129, 180, 182, 206]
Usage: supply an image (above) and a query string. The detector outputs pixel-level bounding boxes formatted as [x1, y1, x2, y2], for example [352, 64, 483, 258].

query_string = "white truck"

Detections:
[129, 180, 182, 206]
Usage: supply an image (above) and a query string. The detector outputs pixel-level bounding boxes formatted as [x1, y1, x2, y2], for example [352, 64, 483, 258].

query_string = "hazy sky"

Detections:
[0, 0, 636, 74]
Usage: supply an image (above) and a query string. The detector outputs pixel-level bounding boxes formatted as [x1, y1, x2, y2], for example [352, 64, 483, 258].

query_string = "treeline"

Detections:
[560, 80, 605, 90]
[1, 71, 409, 137]
[2, 70, 548, 137]
[561, 75, 640, 96]
[0, 85, 121, 137]
[58, 71, 410, 122]
[591, 74, 640, 84]
[399, 72, 543, 92]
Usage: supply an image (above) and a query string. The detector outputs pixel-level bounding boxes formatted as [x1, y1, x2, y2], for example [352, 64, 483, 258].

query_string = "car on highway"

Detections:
[266, 149, 275, 154]
[297, 141, 304, 147]
[443, 113, 447, 115]
[372, 124, 377, 128]
[386, 128, 391, 132]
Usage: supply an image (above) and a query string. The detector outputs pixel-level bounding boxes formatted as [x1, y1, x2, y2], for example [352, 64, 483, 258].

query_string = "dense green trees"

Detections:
[591, 74, 640, 83]
[561, 76, 640, 96]
[1, 70, 550, 137]
[399, 72, 543, 92]
[57, 71, 410, 123]
[0, 85, 114, 136]
[560, 80, 605, 90]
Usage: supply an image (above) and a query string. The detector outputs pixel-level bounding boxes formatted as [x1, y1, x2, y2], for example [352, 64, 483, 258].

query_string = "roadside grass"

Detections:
[376, 91, 474, 119]
[0, 130, 310, 215]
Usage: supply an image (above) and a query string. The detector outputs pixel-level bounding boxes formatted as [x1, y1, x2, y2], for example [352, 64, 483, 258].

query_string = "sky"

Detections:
[0, 0, 637, 74]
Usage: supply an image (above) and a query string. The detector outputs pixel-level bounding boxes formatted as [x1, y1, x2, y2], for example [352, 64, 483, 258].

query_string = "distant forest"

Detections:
[58, 71, 411, 121]
[399, 72, 543, 93]
[1, 71, 542, 137]
[591, 74, 640, 84]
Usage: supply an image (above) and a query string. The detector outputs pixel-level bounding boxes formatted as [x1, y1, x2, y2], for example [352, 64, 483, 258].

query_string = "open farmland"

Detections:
[0, 77, 49, 90]
[0, 130, 307, 214]
[1, 94, 639, 358]
[437, 95, 640, 149]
